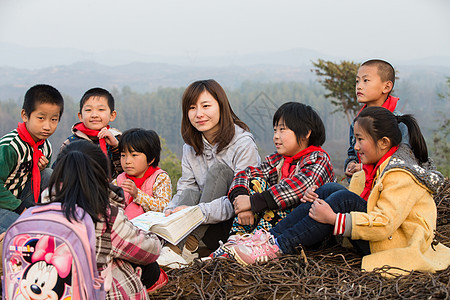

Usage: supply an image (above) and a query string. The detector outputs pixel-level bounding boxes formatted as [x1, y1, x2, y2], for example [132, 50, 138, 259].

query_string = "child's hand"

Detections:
[37, 156, 49, 171]
[309, 199, 336, 225]
[98, 127, 119, 148]
[121, 179, 138, 198]
[237, 210, 254, 226]
[301, 185, 319, 203]
[234, 195, 251, 214]
[345, 161, 361, 177]
[164, 209, 173, 216]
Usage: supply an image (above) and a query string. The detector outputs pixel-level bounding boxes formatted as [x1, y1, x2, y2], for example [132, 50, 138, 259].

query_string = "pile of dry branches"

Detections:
[150, 180, 450, 299]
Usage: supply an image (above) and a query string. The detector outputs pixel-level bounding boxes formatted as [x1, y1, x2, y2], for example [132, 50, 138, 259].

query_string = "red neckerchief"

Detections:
[281, 146, 327, 179]
[360, 145, 398, 201]
[355, 95, 399, 164]
[17, 122, 45, 203]
[124, 166, 160, 204]
[357, 95, 399, 116]
[73, 123, 109, 155]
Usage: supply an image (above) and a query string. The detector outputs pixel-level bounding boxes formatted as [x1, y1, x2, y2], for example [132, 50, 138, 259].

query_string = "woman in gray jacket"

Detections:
[161, 80, 260, 266]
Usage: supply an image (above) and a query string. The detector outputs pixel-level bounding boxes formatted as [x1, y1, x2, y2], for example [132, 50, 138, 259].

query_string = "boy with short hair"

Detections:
[344, 59, 409, 179]
[60, 87, 123, 177]
[0, 84, 64, 233]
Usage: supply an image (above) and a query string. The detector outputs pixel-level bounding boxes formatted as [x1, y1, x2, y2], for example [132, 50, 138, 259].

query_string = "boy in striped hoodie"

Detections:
[0, 84, 64, 234]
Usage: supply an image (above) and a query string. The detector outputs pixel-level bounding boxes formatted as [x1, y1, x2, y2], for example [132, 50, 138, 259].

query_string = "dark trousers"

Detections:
[271, 183, 370, 255]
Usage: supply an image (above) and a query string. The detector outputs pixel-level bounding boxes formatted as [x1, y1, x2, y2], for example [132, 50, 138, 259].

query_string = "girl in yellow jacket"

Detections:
[229, 106, 450, 274]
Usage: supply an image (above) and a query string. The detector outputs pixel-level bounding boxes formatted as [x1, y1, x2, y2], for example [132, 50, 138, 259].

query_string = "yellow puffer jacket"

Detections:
[348, 145, 450, 273]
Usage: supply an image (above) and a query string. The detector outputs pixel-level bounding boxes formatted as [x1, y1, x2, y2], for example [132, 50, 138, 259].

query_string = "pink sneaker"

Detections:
[228, 232, 281, 266]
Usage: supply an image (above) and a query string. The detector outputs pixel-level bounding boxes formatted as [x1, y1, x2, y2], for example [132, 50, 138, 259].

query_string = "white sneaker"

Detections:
[182, 245, 199, 263]
[157, 246, 188, 269]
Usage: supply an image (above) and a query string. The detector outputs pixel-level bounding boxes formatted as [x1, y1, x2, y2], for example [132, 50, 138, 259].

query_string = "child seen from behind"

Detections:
[113, 128, 172, 220]
[49, 140, 166, 298]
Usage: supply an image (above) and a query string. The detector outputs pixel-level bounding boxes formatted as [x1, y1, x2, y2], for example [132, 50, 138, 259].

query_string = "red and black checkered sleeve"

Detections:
[264, 151, 336, 210]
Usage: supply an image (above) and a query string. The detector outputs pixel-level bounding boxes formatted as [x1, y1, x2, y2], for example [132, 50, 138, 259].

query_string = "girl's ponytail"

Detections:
[396, 115, 428, 163]
[356, 107, 428, 163]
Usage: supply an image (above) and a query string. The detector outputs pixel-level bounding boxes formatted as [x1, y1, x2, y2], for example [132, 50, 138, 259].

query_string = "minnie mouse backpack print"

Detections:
[1, 203, 105, 300]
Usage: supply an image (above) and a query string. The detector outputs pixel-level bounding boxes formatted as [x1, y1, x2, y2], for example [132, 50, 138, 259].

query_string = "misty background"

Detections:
[0, 0, 449, 180]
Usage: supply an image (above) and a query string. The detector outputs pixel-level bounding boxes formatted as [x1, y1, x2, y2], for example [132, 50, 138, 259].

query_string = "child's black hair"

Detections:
[22, 84, 64, 119]
[355, 106, 428, 163]
[273, 102, 326, 146]
[361, 59, 396, 87]
[48, 140, 111, 224]
[79, 87, 115, 113]
[119, 128, 161, 167]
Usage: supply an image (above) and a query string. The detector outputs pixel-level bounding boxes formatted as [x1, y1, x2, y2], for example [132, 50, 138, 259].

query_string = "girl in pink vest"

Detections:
[113, 128, 172, 220]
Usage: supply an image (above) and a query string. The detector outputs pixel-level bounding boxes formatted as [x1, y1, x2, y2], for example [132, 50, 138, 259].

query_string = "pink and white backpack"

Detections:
[1, 203, 105, 299]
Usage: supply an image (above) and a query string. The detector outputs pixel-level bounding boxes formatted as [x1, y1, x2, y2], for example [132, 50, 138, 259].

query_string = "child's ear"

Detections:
[77, 112, 83, 122]
[148, 158, 155, 166]
[378, 137, 391, 150]
[20, 109, 28, 123]
[383, 81, 393, 94]
[305, 130, 312, 140]
[109, 110, 117, 122]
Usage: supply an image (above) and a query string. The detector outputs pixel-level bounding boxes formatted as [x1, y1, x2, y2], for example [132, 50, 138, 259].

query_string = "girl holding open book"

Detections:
[162, 79, 261, 267]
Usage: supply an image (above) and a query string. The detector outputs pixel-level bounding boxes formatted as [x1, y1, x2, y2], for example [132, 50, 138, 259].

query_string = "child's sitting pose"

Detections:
[112, 128, 172, 220]
[212, 102, 336, 257]
[228, 107, 450, 274]
[0, 84, 64, 234]
[60, 87, 123, 178]
[345, 59, 409, 180]
[49, 140, 166, 298]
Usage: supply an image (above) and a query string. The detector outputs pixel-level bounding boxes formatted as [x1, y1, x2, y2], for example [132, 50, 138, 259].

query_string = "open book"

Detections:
[130, 206, 205, 245]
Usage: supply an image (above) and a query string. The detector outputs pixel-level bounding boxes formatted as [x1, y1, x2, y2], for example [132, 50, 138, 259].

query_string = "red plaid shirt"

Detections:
[229, 150, 336, 211]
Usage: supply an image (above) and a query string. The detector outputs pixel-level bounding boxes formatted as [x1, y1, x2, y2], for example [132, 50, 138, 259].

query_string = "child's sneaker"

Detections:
[147, 268, 168, 293]
[157, 246, 188, 269]
[209, 240, 232, 259]
[228, 232, 282, 266]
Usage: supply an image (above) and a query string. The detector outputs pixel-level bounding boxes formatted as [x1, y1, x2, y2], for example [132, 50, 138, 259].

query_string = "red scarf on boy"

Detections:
[360, 145, 398, 201]
[17, 122, 45, 203]
[281, 145, 328, 179]
[124, 166, 160, 203]
[357, 95, 399, 116]
[73, 123, 109, 155]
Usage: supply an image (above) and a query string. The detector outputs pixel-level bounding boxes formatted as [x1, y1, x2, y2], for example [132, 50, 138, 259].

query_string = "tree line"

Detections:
[0, 60, 448, 188]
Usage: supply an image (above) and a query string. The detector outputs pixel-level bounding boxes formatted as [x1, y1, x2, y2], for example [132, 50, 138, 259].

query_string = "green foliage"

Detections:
[432, 77, 450, 177]
[159, 137, 182, 194]
[311, 59, 361, 124]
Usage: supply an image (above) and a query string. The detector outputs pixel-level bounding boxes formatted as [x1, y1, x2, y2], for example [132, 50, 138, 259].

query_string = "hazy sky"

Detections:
[0, 0, 449, 61]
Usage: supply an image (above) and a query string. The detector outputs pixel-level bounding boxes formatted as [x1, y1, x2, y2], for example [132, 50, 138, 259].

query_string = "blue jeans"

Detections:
[270, 182, 369, 255]
[0, 168, 52, 234]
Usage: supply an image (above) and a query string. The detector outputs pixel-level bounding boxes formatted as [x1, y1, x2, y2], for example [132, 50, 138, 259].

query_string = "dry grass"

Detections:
[150, 180, 450, 299]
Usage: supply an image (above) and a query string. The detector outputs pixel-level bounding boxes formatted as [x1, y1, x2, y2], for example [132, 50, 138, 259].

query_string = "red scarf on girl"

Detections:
[360, 145, 398, 201]
[17, 122, 45, 203]
[73, 123, 109, 155]
[124, 166, 160, 203]
[281, 146, 328, 179]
